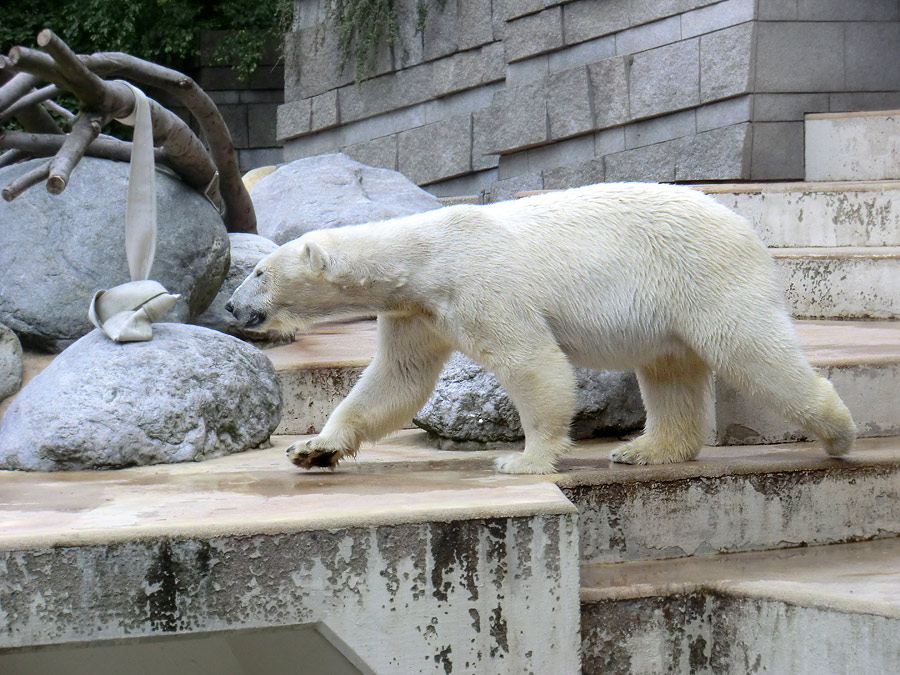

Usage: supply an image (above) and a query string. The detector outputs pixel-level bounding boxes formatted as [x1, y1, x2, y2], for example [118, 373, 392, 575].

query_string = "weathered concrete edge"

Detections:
[554, 440, 900, 489]
[806, 110, 900, 121]
[0, 482, 577, 551]
[581, 579, 900, 621]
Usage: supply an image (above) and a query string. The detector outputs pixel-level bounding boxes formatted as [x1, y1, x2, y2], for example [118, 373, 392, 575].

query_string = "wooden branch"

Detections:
[42, 98, 75, 123]
[0, 84, 62, 124]
[0, 67, 62, 134]
[0, 129, 166, 165]
[0, 148, 29, 169]
[3, 32, 249, 230]
[2, 161, 49, 201]
[0, 71, 42, 112]
[83, 52, 256, 233]
[36, 30, 107, 110]
[47, 111, 102, 194]
[8, 46, 72, 90]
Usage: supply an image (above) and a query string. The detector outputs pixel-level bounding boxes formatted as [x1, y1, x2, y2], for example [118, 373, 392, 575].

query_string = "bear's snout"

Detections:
[224, 296, 266, 329]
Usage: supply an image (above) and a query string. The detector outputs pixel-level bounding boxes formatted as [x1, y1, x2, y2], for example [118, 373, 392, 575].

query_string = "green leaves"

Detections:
[0, 0, 291, 77]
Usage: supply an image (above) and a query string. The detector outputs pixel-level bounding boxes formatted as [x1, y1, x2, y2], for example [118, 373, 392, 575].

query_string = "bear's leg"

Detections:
[610, 350, 710, 465]
[490, 345, 576, 475]
[715, 329, 856, 457]
[287, 315, 452, 469]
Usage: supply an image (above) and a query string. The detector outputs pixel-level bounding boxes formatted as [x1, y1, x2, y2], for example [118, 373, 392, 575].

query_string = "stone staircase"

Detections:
[2, 112, 900, 673]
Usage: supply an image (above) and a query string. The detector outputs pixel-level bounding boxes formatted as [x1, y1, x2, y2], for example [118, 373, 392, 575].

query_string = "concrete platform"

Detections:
[581, 538, 900, 675]
[805, 110, 900, 182]
[699, 180, 900, 247]
[0, 434, 581, 673]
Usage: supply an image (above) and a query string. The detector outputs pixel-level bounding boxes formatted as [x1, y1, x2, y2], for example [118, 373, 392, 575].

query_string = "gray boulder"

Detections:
[0, 324, 282, 471]
[414, 352, 645, 449]
[251, 153, 443, 244]
[195, 232, 280, 341]
[0, 323, 23, 401]
[0, 157, 230, 352]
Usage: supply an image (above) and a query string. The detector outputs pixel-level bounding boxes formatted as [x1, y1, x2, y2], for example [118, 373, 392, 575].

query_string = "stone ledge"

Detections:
[581, 537, 900, 618]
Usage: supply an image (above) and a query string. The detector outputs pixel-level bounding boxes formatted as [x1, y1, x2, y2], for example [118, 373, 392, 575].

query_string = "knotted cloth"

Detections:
[88, 82, 178, 342]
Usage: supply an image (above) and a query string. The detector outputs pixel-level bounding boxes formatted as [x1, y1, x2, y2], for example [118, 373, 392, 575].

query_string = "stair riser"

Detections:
[565, 465, 900, 566]
[775, 255, 900, 319]
[581, 593, 900, 675]
[806, 114, 900, 182]
[707, 363, 900, 446]
[275, 365, 364, 435]
[709, 188, 900, 248]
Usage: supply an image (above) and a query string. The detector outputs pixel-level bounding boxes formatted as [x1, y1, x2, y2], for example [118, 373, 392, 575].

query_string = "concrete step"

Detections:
[805, 110, 900, 182]
[557, 434, 900, 566]
[772, 246, 900, 319]
[580, 538, 900, 675]
[698, 180, 900, 248]
[708, 320, 900, 447]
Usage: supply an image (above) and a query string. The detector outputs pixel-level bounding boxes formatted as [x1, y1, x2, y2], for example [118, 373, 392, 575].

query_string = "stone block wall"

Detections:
[279, 0, 900, 199]
[192, 32, 285, 173]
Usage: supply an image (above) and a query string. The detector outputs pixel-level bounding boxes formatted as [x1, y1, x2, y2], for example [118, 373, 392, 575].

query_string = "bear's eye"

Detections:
[255, 268, 264, 278]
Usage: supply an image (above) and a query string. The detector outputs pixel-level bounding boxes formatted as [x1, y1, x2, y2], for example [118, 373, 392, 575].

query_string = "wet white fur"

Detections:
[231, 182, 856, 474]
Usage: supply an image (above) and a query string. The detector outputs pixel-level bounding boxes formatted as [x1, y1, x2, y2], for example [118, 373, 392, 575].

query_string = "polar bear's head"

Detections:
[226, 230, 377, 336]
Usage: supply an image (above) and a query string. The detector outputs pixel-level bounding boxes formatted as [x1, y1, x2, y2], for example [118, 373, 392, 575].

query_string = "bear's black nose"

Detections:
[224, 300, 235, 314]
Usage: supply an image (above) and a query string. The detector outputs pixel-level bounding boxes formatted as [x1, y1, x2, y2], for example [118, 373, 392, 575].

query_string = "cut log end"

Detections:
[46, 174, 66, 194]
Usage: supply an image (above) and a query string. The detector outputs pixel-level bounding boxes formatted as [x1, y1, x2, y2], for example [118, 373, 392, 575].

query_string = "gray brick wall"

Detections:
[194, 31, 285, 173]
[280, 0, 900, 199]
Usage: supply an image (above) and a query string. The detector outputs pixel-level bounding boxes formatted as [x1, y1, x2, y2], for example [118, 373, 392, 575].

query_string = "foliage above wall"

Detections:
[328, 0, 447, 80]
[0, 0, 293, 80]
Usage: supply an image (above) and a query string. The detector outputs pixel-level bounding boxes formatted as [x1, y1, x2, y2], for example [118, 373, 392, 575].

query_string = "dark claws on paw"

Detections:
[289, 448, 340, 470]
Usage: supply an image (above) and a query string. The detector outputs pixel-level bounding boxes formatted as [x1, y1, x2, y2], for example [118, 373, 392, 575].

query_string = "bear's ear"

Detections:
[303, 240, 330, 273]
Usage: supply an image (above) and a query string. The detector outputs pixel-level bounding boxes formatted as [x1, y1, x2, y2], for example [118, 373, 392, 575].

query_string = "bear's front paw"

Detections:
[494, 452, 557, 475]
[286, 437, 348, 470]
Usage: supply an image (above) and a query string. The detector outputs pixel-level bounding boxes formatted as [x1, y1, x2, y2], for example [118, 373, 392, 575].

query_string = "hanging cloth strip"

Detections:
[88, 82, 178, 342]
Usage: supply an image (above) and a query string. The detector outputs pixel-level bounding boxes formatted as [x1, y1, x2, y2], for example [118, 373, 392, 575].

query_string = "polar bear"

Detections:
[227, 182, 856, 474]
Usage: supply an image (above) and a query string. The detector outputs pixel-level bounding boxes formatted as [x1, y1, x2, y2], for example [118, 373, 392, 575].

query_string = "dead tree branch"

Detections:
[0, 130, 166, 165]
[0, 149, 29, 169]
[1, 30, 255, 232]
[0, 65, 62, 134]
[2, 162, 49, 201]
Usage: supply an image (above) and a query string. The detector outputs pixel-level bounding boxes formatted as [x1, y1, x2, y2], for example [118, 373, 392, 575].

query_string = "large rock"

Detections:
[251, 153, 443, 244]
[414, 352, 645, 449]
[195, 232, 280, 341]
[0, 157, 230, 352]
[0, 324, 282, 471]
[0, 323, 23, 401]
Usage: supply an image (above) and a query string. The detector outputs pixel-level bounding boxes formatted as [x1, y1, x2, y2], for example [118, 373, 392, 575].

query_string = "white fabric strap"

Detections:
[88, 82, 177, 343]
[117, 82, 157, 281]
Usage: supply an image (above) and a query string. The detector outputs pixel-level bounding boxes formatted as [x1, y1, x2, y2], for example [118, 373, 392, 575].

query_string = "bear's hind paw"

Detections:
[609, 436, 696, 465]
